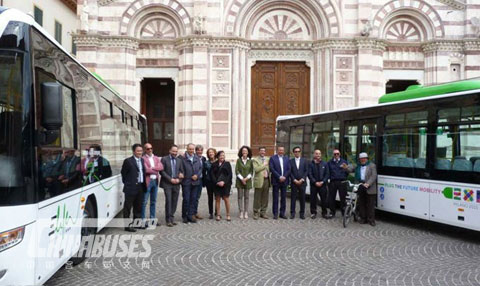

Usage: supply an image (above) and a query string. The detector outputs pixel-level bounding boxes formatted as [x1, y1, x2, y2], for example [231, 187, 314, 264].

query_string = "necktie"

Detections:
[137, 159, 143, 183]
[171, 157, 176, 178]
[65, 158, 71, 177]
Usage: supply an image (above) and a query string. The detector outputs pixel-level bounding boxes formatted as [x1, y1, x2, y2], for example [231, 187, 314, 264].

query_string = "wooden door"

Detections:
[251, 61, 310, 155]
[142, 79, 175, 157]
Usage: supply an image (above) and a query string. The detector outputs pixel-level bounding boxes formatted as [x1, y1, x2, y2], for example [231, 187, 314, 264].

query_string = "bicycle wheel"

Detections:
[343, 204, 352, 228]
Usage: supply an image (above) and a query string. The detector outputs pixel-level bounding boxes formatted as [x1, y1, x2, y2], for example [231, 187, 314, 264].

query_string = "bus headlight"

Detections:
[0, 226, 25, 252]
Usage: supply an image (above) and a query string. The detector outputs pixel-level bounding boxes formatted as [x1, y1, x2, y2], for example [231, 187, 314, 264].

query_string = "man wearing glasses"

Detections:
[269, 146, 291, 219]
[142, 143, 164, 228]
[289, 146, 308, 219]
[327, 149, 349, 218]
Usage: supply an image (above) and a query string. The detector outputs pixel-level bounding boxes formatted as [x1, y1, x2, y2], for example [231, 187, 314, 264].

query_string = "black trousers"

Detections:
[328, 180, 347, 215]
[290, 183, 306, 216]
[206, 183, 215, 215]
[163, 184, 180, 223]
[123, 185, 144, 227]
[357, 187, 376, 223]
[310, 184, 328, 216]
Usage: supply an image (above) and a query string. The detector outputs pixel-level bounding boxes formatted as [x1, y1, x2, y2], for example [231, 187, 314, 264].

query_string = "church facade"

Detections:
[74, 0, 480, 156]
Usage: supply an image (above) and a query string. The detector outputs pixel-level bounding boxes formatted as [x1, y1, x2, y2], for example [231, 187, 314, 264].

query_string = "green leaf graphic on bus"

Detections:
[82, 175, 115, 191]
[55, 204, 78, 235]
[442, 187, 480, 203]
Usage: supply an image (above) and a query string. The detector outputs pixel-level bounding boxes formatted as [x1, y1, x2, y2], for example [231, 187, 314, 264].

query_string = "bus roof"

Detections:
[0, 8, 142, 117]
[276, 86, 480, 123]
[378, 79, 480, 103]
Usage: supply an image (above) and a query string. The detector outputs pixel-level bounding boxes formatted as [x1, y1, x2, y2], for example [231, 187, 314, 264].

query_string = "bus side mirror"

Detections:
[41, 82, 63, 130]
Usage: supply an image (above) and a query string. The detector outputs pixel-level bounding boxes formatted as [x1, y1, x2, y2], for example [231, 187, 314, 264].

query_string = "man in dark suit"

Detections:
[289, 146, 308, 219]
[180, 143, 203, 224]
[308, 149, 330, 219]
[121, 143, 147, 232]
[193, 144, 206, 220]
[269, 146, 291, 219]
[327, 149, 350, 218]
[160, 144, 184, 227]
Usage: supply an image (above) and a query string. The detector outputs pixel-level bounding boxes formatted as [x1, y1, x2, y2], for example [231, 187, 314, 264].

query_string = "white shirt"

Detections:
[360, 165, 367, 181]
[279, 155, 284, 176]
[146, 154, 157, 180]
[295, 157, 301, 170]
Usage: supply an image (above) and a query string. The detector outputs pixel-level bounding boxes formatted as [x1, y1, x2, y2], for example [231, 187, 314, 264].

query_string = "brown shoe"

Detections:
[260, 214, 269, 219]
[167, 222, 173, 227]
[195, 214, 203, 220]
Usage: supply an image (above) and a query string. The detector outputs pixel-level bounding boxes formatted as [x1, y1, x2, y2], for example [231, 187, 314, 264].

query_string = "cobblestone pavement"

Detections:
[46, 189, 480, 286]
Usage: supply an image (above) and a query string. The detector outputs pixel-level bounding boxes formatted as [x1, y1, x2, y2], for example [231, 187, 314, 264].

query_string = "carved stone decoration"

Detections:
[471, 17, 480, 38]
[215, 70, 228, 81]
[213, 83, 229, 95]
[336, 57, 353, 69]
[385, 21, 420, 41]
[334, 55, 355, 109]
[80, 3, 89, 32]
[140, 19, 176, 39]
[337, 71, 353, 82]
[337, 84, 353, 96]
[213, 56, 229, 68]
[450, 52, 465, 62]
[193, 15, 207, 35]
[251, 10, 311, 40]
[360, 21, 372, 37]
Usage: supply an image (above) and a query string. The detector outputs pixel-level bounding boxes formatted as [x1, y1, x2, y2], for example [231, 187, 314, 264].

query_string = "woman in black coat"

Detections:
[210, 150, 232, 221]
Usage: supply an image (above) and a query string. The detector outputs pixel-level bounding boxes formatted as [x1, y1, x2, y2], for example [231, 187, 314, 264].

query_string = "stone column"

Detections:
[233, 44, 249, 151]
[464, 40, 480, 79]
[312, 42, 332, 112]
[175, 37, 209, 149]
[422, 41, 464, 85]
[356, 38, 385, 106]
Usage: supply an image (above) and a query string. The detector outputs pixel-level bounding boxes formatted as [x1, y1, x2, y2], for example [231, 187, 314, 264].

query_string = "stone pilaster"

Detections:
[175, 37, 210, 149]
[356, 38, 386, 106]
[422, 40, 464, 85]
[75, 35, 139, 109]
[464, 40, 480, 78]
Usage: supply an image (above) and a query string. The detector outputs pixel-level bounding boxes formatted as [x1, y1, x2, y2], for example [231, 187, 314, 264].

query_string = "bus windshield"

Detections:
[0, 21, 33, 206]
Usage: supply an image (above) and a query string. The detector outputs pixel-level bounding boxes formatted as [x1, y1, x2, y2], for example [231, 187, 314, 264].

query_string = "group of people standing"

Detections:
[121, 143, 377, 232]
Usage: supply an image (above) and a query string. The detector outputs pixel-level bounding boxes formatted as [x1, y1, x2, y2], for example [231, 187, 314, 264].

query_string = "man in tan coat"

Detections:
[252, 147, 270, 219]
[343, 152, 377, 226]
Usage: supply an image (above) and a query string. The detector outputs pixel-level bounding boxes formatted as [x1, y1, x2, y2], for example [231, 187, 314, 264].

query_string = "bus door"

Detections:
[343, 119, 378, 179]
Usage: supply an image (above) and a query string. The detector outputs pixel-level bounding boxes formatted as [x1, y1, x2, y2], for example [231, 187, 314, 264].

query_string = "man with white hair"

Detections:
[343, 152, 377, 226]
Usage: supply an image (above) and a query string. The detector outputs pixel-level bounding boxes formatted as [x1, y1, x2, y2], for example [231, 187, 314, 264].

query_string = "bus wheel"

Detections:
[70, 200, 96, 265]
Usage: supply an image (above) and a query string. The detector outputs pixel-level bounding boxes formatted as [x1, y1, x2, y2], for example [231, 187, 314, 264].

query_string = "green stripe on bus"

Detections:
[378, 80, 480, 104]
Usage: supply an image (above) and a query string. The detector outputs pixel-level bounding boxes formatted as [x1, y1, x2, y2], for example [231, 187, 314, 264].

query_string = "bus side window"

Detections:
[35, 70, 80, 200]
[383, 112, 427, 170]
[436, 107, 480, 173]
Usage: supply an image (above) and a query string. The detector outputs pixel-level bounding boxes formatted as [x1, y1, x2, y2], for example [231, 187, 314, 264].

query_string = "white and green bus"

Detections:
[0, 8, 145, 285]
[276, 79, 480, 231]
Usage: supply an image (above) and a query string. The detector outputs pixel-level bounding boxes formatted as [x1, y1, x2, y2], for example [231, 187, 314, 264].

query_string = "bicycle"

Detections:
[342, 181, 361, 228]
